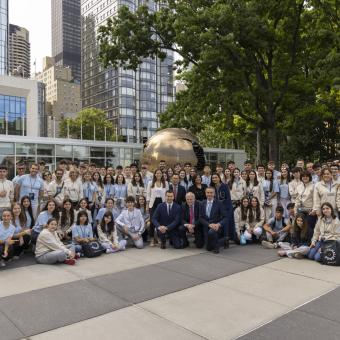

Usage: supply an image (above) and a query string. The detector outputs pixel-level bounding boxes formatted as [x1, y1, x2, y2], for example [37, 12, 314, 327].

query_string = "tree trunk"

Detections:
[267, 126, 279, 165]
[256, 128, 261, 165]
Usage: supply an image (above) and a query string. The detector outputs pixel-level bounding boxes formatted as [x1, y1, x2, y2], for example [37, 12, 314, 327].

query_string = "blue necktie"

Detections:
[207, 201, 212, 218]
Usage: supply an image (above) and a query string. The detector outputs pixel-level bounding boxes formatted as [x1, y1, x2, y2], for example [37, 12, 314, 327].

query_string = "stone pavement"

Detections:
[0, 244, 339, 340]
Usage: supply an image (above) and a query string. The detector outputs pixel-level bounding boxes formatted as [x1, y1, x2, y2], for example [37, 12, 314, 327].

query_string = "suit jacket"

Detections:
[199, 199, 228, 236]
[169, 183, 186, 204]
[181, 201, 201, 227]
[152, 202, 181, 232]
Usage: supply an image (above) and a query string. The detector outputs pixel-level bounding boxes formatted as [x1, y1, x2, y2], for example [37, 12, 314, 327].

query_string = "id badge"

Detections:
[56, 187, 62, 194]
[29, 192, 35, 201]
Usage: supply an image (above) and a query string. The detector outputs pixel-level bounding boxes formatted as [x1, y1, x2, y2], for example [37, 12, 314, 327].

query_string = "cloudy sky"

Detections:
[9, 0, 51, 74]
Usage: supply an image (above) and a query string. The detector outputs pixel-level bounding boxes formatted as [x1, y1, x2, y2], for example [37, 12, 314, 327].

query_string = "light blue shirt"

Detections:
[104, 184, 115, 198]
[83, 181, 98, 202]
[96, 207, 120, 223]
[113, 184, 127, 199]
[201, 175, 211, 186]
[279, 182, 290, 199]
[0, 222, 15, 241]
[17, 174, 44, 205]
[33, 211, 53, 234]
[72, 224, 93, 244]
[13, 217, 22, 234]
[263, 180, 279, 200]
[24, 210, 32, 228]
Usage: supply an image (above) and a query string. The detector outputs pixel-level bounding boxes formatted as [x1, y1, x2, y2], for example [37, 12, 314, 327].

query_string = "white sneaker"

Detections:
[262, 240, 277, 249]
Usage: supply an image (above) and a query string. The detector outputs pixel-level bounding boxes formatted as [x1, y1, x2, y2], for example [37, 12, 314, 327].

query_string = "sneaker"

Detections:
[262, 240, 276, 249]
[74, 253, 81, 259]
[64, 259, 76, 265]
[149, 239, 155, 247]
[293, 252, 304, 259]
[287, 252, 294, 259]
[0, 260, 6, 267]
[277, 250, 286, 257]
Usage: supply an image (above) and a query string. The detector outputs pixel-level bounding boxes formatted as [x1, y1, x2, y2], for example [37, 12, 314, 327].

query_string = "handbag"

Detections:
[297, 207, 311, 214]
[240, 232, 247, 245]
[321, 240, 340, 266]
[82, 241, 104, 258]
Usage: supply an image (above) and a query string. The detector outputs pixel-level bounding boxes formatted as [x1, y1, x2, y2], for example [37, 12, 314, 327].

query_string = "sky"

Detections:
[9, 0, 51, 74]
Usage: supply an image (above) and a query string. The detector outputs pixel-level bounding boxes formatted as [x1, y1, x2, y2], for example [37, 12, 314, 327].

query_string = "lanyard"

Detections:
[29, 176, 37, 192]
[77, 225, 87, 238]
[127, 209, 135, 225]
[116, 184, 124, 198]
[105, 184, 113, 197]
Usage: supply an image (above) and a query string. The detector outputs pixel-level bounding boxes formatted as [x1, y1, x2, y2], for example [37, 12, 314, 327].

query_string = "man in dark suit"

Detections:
[199, 187, 228, 253]
[152, 191, 182, 249]
[169, 174, 186, 204]
[179, 192, 204, 248]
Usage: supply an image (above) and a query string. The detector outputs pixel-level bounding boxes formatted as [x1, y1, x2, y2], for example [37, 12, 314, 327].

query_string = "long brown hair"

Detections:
[239, 197, 249, 221]
[293, 213, 308, 239]
[11, 202, 26, 228]
[248, 197, 261, 223]
[151, 169, 166, 188]
[60, 198, 75, 227]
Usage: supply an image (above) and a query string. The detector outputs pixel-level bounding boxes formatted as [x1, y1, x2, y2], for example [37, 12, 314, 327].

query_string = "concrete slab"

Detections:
[62, 252, 143, 279]
[157, 253, 254, 281]
[0, 265, 79, 298]
[0, 280, 129, 337]
[140, 282, 288, 340]
[32, 305, 203, 340]
[0, 311, 24, 340]
[0, 253, 36, 271]
[214, 266, 336, 308]
[265, 258, 340, 284]
[89, 265, 204, 304]
[210, 244, 281, 266]
[299, 286, 340, 324]
[238, 310, 340, 340]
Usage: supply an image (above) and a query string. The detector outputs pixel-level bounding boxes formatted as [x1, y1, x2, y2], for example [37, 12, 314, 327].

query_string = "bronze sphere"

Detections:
[141, 128, 205, 171]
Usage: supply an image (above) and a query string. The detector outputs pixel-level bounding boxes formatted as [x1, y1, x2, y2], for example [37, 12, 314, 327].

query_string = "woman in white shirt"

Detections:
[128, 172, 146, 200]
[262, 169, 279, 222]
[288, 167, 302, 203]
[113, 174, 127, 213]
[228, 168, 247, 208]
[246, 170, 264, 206]
[245, 197, 265, 242]
[278, 167, 291, 218]
[63, 170, 83, 208]
[147, 169, 169, 246]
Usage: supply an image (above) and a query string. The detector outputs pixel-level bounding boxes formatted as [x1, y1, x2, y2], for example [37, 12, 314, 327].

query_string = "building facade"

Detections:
[34, 57, 81, 137]
[0, 134, 247, 180]
[52, 0, 81, 83]
[9, 24, 30, 78]
[81, 0, 174, 143]
[0, 75, 46, 137]
[0, 0, 8, 75]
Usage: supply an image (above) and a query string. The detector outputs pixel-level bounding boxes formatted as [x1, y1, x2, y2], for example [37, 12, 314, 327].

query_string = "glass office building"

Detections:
[0, 0, 8, 75]
[0, 135, 247, 180]
[52, 0, 81, 82]
[81, 0, 174, 143]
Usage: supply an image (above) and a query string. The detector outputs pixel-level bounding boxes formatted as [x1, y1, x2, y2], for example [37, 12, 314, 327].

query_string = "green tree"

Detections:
[98, 0, 339, 163]
[60, 108, 118, 141]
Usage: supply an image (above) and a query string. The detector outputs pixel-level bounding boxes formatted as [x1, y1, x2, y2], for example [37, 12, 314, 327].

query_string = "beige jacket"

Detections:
[311, 217, 340, 243]
[288, 180, 303, 203]
[294, 182, 314, 213]
[313, 181, 338, 214]
[35, 229, 71, 257]
[247, 207, 265, 229]
[246, 183, 264, 206]
[97, 225, 119, 247]
[230, 179, 247, 201]
[234, 207, 247, 237]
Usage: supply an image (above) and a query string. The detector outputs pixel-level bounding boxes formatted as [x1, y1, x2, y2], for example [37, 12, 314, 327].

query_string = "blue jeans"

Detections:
[307, 241, 322, 262]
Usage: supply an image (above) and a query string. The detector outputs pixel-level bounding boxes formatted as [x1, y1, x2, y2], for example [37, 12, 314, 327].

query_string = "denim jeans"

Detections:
[307, 241, 322, 262]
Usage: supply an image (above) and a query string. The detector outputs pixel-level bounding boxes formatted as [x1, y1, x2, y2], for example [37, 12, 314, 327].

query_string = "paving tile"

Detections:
[264, 258, 340, 284]
[89, 265, 204, 303]
[238, 310, 340, 340]
[299, 286, 340, 324]
[140, 282, 288, 340]
[0, 265, 79, 298]
[0, 311, 24, 340]
[0, 253, 36, 271]
[210, 244, 281, 265]
[0, 280, 129, 337]
[157, 253, 254, 281]
[214, 266, 336, 308]
[32, 305, 203, 340]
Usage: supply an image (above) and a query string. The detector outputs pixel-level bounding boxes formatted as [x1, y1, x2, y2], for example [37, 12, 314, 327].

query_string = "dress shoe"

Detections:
[224, 238, 229, 249]
[213, 248, 220, 254]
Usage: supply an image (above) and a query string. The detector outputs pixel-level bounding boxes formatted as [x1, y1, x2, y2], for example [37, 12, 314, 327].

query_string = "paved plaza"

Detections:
[0, 244, 339, 340]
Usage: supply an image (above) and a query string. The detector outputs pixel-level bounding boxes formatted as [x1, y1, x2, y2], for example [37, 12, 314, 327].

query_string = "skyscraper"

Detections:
[0, 0, 8, 75]
[51, 0, 81, 82]
[81, 0, 174, 143]
[9, 24, 30, 78]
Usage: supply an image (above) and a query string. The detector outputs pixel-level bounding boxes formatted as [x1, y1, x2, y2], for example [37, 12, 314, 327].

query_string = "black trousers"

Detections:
[178, 223, 205, 248]
[13, 234, 31, 256]
[0, 244, 14, 261]
[204, 225, 225, 251]
[157, 228, 182, 249]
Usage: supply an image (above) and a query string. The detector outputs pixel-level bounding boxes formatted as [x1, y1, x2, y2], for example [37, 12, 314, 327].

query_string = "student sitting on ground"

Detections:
[0, 209, 16, 267]
[97, 211, 126, 253]
[277, 213, 312, 259]
[71, 211, 96, 253]
[35, 218, 78, 265]
[262, 206, 290, 249]
[116, 196, 145, 249]
[308, 202, 340, 262]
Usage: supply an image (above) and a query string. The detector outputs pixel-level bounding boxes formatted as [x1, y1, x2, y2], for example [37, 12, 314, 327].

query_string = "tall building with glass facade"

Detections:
[9, 24, 30, 78]
[51, 0, 81, 83]
[0, 0, 8, 75]
[81, 0, 174, 143]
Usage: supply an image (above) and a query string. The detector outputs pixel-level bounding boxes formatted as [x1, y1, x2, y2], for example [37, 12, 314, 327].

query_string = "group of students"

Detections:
[0, 157, 339, 267]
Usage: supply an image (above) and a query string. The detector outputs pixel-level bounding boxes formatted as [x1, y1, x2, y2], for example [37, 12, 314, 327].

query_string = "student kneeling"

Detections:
[35, 218, 77, 265]
[152, 191, 182, 249]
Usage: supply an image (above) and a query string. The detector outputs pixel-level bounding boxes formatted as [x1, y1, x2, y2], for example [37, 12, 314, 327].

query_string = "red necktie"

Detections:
[189, 206, 194, 224]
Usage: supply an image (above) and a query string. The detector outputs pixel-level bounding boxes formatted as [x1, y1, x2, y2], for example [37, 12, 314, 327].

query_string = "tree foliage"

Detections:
[98, 0, 339, 163]
[60, 108, 118, 141]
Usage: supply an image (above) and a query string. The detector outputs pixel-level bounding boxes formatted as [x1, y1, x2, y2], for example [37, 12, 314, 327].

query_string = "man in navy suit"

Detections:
[179, 192, 204, 248]
[169, 174, 186, 204]
[152, 190, 182, 249]
[199, 187, 228, 253]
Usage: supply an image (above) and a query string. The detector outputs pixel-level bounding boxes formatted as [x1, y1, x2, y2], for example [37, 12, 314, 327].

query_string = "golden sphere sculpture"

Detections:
[141, 128, 205, 172]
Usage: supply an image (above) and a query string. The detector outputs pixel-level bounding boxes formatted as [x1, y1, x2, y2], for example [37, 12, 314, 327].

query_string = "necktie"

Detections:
[189, 205, 194, 224]
[207, 201, 212, 218]
[173, 185, 177, 199]
[168, 204, 171, 215]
